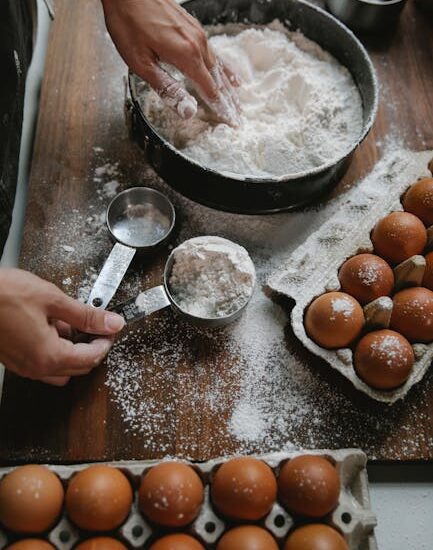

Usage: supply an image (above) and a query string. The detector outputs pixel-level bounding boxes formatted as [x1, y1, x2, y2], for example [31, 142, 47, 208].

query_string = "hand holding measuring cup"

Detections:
[0, 269, 124, 386]
[101, 0, 241, 126]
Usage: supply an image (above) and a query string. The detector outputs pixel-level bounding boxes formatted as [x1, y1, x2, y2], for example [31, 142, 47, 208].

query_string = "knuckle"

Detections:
[135, 60, 152, 78]
[48, 287, 65, 309]
[83, 306, 98, 331]
[47, 281, 61, 296]
[137, 55, 156, 74]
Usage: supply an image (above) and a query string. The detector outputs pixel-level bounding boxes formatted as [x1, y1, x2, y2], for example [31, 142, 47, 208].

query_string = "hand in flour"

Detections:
[0, 269, 125, 386]
[101, 0, 240, 125]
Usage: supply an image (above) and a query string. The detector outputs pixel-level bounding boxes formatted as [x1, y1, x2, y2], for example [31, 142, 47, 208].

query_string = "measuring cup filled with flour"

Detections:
[111, 236, 256, 328]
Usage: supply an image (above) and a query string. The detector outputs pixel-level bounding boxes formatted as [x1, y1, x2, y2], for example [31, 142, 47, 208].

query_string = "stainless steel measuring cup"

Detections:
[87, 187, 175, 309]
[110, 243, 255, 328]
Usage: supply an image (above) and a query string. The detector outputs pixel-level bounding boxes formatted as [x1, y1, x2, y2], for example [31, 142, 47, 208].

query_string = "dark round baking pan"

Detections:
[128, 0, 378, 214]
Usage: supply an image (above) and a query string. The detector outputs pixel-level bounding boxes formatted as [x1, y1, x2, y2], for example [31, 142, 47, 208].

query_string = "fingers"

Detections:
[48, 292, 125, 336]
[220, 59, 241, 88]
[139, 55, 241, 127]
[53, 320, 72, 339]
[143, 61, 198, 120]
[6, 359, 71, 387]
[10, 336, 112, 381]
[176, 48, 240, 127]
[56, 337, 113, 375]
[157, 24, 241, 126]
[215, 57, 241, 113]
[182, 56, 219, 104]
[204, 63, 241, 127]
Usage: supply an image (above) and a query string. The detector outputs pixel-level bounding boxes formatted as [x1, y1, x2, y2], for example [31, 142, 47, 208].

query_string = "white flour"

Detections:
[169, 236, 256, 318]
[26, 24, 433, 461]
[42, 141, 433, 460]
[141, 23, 363, 178]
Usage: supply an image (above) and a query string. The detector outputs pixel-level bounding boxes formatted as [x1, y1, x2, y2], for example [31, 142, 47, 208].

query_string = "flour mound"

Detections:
[141, 24, 364, 178]
[169, 236, 256, 318]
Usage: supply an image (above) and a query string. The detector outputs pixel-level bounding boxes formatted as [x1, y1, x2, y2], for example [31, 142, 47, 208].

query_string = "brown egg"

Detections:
[391, 287, 433, 343]
[305, 292, 364, 349]
[149, 534, 205, 550]
[338, 254, 394, 304]
[217, 526, 279, 550]
[138, 462, 204, 527]
[75, 538, 128, 550]
[402, 178, 433, 226]
[422, 251, 433, 291]
[6, 541, 55, 550]
[0, 465, 64, 534]
[212, 457, 277, 520]
[284, 524, 348, 550]
[354, 329, 414, 390]
[278, 455, 340, 517]
[65, 465, 133, 531]
[371, 211, 427, 264]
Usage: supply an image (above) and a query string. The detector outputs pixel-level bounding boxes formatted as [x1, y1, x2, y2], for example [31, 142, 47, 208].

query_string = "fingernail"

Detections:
[92, 339, 113, 365]
[104, 312, 125, 332]
[99, 338, 114, 353]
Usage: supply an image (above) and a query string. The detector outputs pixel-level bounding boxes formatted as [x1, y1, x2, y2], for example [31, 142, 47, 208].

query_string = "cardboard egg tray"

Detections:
[0, 449, 376, 550]
[267, 149, 433, 404]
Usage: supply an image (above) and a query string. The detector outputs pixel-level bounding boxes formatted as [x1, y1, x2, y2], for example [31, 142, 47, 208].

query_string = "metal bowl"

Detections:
[163, 250, 253, 328]
[128, 0, 378, 214]
[326, 0, 407, 33]
[106, 186, 176, 251]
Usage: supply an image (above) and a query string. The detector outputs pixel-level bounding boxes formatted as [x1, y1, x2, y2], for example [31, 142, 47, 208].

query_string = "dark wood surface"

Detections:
[1, 0, 433, 464]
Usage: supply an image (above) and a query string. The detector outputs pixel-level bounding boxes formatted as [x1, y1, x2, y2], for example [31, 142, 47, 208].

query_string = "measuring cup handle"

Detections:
[110, 285, 171, 324]
[87, 242, 136, 310]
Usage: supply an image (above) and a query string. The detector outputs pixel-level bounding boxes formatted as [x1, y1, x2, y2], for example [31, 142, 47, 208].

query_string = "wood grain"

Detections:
[0, 0, 433, 464]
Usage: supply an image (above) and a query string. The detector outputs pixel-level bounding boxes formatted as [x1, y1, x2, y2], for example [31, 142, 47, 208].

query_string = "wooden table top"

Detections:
[1, 0, 433, 464]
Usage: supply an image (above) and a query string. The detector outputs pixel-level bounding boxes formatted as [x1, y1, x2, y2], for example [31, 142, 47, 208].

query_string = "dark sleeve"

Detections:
[0, 0, 33, 256]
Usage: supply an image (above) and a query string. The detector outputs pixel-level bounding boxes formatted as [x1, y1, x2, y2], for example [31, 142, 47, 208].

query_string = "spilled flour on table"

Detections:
[101, 145, 433, 458]
[140, 22, 363, 178]
[23, 120, 433, 458]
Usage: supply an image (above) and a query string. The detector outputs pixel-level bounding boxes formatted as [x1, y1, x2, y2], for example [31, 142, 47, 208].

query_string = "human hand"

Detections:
[0, 269, 125, 386]
[101, 0, 240, 125]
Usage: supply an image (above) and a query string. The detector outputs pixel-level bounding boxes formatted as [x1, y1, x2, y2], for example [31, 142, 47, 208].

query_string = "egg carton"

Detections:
[267, 149, 433, 404]
[0, 449, 376, 550]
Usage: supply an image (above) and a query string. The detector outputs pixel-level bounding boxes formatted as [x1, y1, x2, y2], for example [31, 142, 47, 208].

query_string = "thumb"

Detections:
[48, 293, 125, 335]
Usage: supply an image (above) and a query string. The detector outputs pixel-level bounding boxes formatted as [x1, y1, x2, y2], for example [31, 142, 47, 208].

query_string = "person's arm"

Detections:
[101, 0, 240, 125]
[0, 269, 125, 386]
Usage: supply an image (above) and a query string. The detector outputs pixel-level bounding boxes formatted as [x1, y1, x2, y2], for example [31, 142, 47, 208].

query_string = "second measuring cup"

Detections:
[111, 236, 257, 328]
[87, 187, 175, 309]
